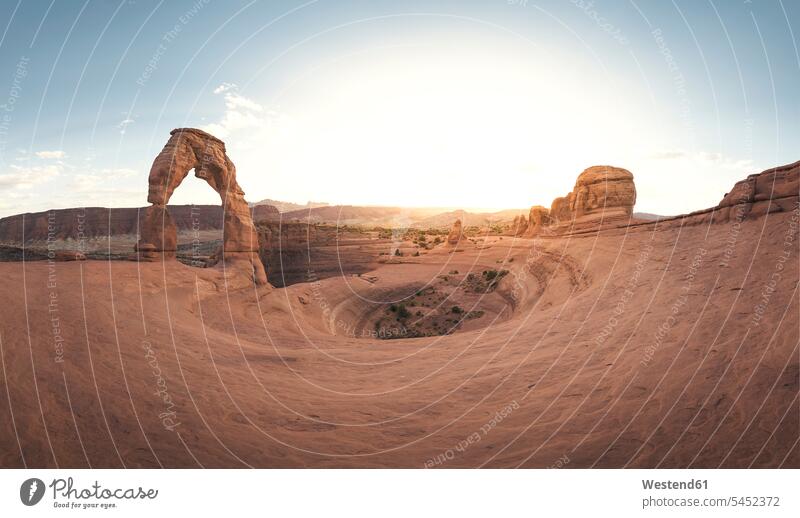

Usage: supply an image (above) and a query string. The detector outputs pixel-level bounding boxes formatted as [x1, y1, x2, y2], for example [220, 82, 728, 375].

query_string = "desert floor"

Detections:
[0, 211, 798, 468]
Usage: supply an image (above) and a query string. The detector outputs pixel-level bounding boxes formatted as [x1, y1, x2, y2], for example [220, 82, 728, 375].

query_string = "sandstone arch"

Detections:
[135, 128, 267, 285]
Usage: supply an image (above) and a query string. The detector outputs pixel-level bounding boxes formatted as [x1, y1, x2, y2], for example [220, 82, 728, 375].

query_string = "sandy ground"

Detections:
[0, 209, 797, 468]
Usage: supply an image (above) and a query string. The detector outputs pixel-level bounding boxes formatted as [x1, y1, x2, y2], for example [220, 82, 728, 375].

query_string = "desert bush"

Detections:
[398, 304, 410, 319]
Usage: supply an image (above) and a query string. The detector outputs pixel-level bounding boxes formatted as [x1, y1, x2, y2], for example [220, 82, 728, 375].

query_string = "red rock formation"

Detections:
[549, 195, 573, 224]
[136, 205, 177, 259]
[525, 205, 551, 236]
[53, 250, 86, 261]
[548, 166, 636, 226]
[136, 128, 267, 284]
[716, 160, 799, 221]
[573, 166, 636, 218]
[510, 215, 528, 236]
[446, 219, 464, 245]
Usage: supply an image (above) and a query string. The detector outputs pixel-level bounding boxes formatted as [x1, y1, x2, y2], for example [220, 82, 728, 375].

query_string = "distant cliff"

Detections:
[0, 205, 246, 244]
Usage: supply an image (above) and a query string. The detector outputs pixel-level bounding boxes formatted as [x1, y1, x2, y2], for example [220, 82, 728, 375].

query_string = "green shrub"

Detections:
[398, 304, 411, 319]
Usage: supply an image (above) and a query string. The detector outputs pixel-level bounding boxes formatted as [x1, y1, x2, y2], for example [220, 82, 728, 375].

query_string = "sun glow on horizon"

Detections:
[165, 33, 756, 218]
[179, 38, 663, 213]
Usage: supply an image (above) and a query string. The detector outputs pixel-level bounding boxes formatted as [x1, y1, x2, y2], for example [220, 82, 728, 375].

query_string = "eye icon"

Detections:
[20, 478, 45, 506]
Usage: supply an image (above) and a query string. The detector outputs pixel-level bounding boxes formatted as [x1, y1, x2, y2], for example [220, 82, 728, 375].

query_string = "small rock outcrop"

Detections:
[446, 219, 464, 245]
[549, 195, 572, 224]
[525, 205, 551, 236]
[135, 128, 267, 284]
[53, 250, 86, 261]
[510, 215, 528, 236]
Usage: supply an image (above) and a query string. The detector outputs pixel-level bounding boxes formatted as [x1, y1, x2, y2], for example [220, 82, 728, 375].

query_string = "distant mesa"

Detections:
[252, 198, 329, 213]
[0, 205, 233, 244]
[251, 203, 280, 223]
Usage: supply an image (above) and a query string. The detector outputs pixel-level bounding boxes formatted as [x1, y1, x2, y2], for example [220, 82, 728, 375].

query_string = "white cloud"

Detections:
[0, 163, 60, 189]
[650, 149, 753, 170]
[223, 93, 263, 112]
[35, 150, 65, 159]
[213, 82, 237, 94]
[0, 153, 144, 215]
[650, 149, 687, 160]
[72, 168, 136, 192]
[117, 117, 135, 134]
[201, 88, 273, 140]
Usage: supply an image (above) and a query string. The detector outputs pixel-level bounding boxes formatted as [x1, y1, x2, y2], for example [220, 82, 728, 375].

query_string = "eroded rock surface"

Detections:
[549, 195, 573, 225]
[525, 205, 551, 236]
[572, 166, 636, 218]
[510, 215, 528, 236]
[715, 160, 800, 221]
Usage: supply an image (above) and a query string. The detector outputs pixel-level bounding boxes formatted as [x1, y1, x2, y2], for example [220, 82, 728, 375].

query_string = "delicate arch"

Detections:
[135, 128, 267, 285]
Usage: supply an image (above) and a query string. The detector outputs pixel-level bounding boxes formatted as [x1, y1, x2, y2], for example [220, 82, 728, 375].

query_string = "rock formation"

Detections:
[546, 166, 636, 226]
[251, 204, 280, 223]
[549, 195, 573, 224]
[716, 160, 799, 221]
[446, 219, 464, 246]
[53, 250, 86, 261]
[510, 215, 528, 236]
[135, 128, 267, 284]
[574, 166, 636, 218]
[513, 165, 637, 234]
[525, 205, 552, 236]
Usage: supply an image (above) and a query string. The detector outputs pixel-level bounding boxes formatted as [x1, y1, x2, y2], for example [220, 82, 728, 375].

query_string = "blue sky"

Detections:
[0, 0, 797, 217]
